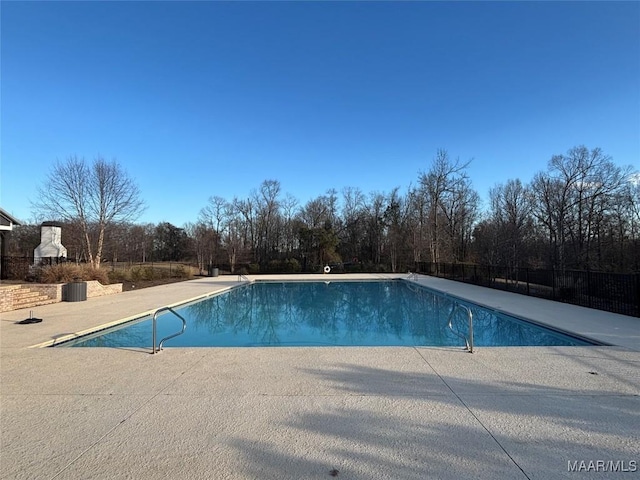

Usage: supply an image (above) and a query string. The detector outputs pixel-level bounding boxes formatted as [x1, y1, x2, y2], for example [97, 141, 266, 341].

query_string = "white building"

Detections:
[34, 222, 67, 264]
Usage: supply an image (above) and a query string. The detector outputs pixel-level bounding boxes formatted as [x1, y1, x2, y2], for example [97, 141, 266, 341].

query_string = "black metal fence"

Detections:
[414, 262, 640, 318]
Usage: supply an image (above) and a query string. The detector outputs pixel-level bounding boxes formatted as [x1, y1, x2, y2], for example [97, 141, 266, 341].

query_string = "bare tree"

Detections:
[364, 192, 387, 266]
[531, 146, 630, 269]
[383, 187, 407, 272]
[255, 180, 282, 262]
[185, 222, 215, 274]
[405, 185, 428, 264]
[488, 179, 534, 268]
[199, 195, 227, 267]
[34, 156, 145, 268]
[339, 187, 366, 263]
[126, 223, 154, 263]
[4, 224, 40, 256]
[419, 149, 474, 263]
[297, 192, 341, 268]
[280, 193, 299, 255]
[222, 200, 245, 273]
[233, 197, 256, 259]
[627, 176, 640, 270]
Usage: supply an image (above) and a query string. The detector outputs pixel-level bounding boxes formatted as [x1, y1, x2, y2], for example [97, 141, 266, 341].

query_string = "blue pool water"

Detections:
[63, 281, 594, 348]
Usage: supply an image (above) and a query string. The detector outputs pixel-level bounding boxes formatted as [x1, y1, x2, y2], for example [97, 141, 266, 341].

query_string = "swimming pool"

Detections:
[62, 280, 595, 348]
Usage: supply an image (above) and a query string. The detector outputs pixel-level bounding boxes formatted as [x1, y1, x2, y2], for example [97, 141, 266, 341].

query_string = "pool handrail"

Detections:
[238, 274, 250, 282]
[152, 306, 187, 354]
[447, 303, 474, 353]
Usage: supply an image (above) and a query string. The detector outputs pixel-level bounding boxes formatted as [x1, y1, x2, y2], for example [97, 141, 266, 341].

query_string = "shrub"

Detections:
[37, 264, 80, 283]
[265, 259, 301, 273]
[172, 264, 193, 279]
[344, 263, 363, 273]
[107, 269, 131, 283]
[248, 263, 260, 274]
[173, 264, 184, 278]
[267, 259, 282, 273]
[36, 263, 109, 284]
[284, 258, 301, 273]
[82, 266, 110, 284]
[129, 266, 144, 282]
[143, 266, 157, 280]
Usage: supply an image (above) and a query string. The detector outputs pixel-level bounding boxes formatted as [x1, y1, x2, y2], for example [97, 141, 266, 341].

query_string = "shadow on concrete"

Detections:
[224, 360, 639, 479]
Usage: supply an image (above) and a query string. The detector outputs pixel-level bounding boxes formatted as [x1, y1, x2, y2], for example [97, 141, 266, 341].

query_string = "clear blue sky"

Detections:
[2, 1, 638, 226]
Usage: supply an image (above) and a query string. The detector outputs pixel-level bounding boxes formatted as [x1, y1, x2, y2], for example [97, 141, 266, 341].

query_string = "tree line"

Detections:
[7, 147, 640, 274]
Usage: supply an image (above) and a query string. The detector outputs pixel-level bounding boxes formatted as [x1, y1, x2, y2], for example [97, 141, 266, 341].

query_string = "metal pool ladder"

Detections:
[447, 303, 474, 353]
[152, 306, 187, 354]
[406, 272, 419, 280]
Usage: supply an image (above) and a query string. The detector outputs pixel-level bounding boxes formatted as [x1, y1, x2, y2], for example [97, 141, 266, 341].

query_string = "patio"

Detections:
[1, 275, 638, 479]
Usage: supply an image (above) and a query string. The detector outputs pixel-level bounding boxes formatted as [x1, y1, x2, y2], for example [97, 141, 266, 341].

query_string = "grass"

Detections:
[107, 263, 195, 283]
[107, 262, 196, 291]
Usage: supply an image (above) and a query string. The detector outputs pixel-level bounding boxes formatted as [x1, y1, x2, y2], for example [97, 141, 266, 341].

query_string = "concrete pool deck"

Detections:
[1, 274, 638, 479]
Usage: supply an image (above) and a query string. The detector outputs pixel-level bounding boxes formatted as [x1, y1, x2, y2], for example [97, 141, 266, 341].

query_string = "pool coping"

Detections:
[47, 276, 606, 350]
[2, 274, 638, 480]
[1, 273, 638, 351]
[409, 275, 639, 351]
[27, 283, 245, 349]
[405, 279, 610, 347]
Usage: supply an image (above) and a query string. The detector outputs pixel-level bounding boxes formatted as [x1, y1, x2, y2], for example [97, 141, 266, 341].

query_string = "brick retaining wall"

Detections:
[86, 281, 122, 297]
[0, 281, 122, 312]
[0, 285, 21, 312]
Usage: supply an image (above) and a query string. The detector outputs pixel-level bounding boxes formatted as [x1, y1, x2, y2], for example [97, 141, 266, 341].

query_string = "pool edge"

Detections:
[29, 283, 245, 348]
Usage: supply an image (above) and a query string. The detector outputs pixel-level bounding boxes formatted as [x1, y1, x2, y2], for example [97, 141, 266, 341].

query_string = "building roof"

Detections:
[0, 207, 23, 230]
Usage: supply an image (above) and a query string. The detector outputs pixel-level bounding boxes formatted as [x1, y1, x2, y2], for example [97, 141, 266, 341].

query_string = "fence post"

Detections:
[636, 274, 640, 318]
[526, 268, 530, 296]
[587, 269, 592, 308]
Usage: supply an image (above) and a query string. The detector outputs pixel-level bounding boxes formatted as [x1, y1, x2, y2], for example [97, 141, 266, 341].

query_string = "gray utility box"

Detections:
[63, 281, 87, 302]
[207, 266, 219, 277]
